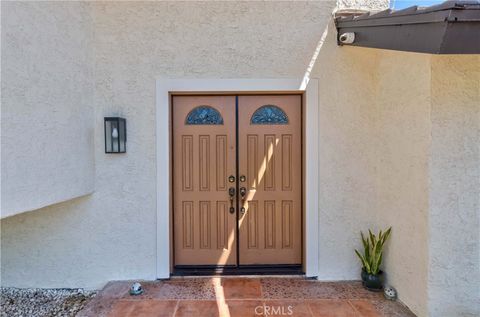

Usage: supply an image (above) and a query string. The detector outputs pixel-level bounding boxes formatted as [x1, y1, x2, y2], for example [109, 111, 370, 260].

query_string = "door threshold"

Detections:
[172, 264, 303, 276]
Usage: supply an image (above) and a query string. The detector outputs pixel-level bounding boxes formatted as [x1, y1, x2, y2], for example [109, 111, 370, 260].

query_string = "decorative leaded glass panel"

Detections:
[185, 106, 224, 125]
[251, 105, 288, 124]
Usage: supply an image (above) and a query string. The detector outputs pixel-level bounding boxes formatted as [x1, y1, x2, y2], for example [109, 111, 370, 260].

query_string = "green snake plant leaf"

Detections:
[376, 251, 383, 273]
[355, 249, 371, 273]
[382, 227, 392, 246]
[361, 232, 368, 248]
[354, 249, 365, 266]
[371, 238, 380, 274]
[376, 241, 384, 274]
[361, 232, 370, 260]
[368, 229, 376, 246]
[356, 227, 391, 275]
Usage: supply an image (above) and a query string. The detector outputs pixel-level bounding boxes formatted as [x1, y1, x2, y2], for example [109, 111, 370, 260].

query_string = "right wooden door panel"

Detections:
[237, 95, 302, 265]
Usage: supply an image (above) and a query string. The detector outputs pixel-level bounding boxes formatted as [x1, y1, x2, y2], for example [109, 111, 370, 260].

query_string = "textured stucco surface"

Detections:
[337, 0, 389, 10]
[371, 53, 480, 317]
[374, 51, 431, 317]
[1, 1, 479, 317]
[1, 0, 340, 290]
[314, 29, 380, 281]
[428, 55, 480, 317]
[1, 1, 95, 218]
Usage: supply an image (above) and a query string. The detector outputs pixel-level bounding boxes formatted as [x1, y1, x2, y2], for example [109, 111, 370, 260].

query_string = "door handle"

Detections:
[240, 187, 247, 199]
[240, 187, 247, 215]
[228, 187, 236, 214]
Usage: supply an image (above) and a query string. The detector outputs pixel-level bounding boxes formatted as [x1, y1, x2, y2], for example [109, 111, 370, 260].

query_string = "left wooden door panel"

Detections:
[173, 96, 237, 266]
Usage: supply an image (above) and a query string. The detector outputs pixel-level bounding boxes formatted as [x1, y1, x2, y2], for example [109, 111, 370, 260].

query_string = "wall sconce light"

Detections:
[104, 117, 126, 153]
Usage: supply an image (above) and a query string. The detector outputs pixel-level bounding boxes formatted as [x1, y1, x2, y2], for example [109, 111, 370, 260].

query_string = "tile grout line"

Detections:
[346, 300, 359, 316]
[348, 299, 379, 317]
[172, 299, 180, 317]
[305, 300, 316, 317]
[259, 280, 264, 300]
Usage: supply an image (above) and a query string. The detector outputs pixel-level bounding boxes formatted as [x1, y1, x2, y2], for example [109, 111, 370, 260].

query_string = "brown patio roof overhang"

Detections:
[335, 0, 480, 54]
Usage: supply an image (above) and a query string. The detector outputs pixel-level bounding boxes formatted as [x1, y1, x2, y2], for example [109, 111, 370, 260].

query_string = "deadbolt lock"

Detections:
[228, 175, 235, 183]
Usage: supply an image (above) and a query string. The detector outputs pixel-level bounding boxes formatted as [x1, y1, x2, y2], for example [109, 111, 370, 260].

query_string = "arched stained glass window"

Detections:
[185, 106, 224, 125]
[251, 105, 288, 124]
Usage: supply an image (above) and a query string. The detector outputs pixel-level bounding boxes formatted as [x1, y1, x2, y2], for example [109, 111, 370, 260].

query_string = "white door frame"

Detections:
[156, 79, 319, 278]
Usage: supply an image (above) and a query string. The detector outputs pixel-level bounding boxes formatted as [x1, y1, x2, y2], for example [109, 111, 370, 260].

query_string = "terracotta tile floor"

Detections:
[77, 277, 416, 317]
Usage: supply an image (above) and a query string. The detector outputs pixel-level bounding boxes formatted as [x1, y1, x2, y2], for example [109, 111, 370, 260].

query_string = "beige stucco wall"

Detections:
[1, 1, 95, 218]
[1, 2, 478, 316]
[337, 0, 389, 10]
[2, 0, 391, 290]
[1, 0, 345, 289]
[314, 41, 433, 317]
[372, 53, 480, 317]
[313, 28, 380, 280]
[428, 55, 479, 317]
[374, 51, 431, 317]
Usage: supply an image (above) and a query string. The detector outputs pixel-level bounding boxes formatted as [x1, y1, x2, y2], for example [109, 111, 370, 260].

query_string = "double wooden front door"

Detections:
[173, 94, 301, 267]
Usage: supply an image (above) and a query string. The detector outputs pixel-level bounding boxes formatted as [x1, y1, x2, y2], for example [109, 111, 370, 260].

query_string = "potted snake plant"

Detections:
[355, 227, 391, 291]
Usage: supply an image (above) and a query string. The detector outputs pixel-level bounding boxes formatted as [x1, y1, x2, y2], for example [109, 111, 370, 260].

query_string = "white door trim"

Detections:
[156, 79, 319, 278]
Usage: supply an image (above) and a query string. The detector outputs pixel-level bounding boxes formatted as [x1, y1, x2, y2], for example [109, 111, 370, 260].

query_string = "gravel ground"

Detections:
[0, 288, 96, 317]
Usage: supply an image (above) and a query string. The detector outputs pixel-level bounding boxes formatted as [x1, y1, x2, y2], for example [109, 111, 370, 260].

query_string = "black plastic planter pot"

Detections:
[361, 268, 368, 283]
[361, 270, 384, 291]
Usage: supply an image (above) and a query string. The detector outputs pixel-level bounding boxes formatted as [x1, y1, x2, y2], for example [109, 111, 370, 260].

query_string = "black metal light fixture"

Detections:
[104, 117, 126, 153]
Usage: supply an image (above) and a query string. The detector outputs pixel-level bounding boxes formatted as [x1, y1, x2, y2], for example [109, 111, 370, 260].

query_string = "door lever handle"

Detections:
[240, 187, 247, 198]
[240, 187, 247, 214]
[228, 187, 236, 214]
